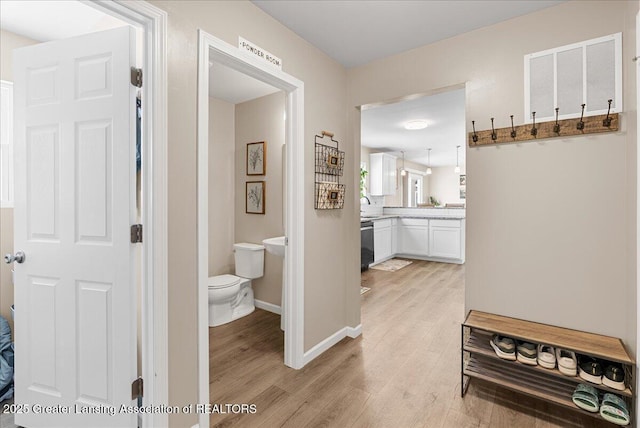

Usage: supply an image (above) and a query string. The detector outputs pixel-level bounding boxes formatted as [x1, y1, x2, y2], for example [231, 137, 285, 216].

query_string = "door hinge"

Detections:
[131, 377, 144, 400]
[130, 67, 143, 88]
[131, 224, 143, 243]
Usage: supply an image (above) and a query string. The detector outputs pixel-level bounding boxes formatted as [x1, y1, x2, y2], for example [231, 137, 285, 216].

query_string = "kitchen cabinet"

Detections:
[397, 218, 429, 256]
[429, 219, 463, 260]
[367, 216, 465, 265]
[391, 218, 398, 255]
[373, 219, 393, 263]
[369, 153, 397, 196]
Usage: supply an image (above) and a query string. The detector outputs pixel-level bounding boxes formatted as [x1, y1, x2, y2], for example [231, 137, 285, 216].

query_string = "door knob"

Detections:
[4, 251, 25, 264]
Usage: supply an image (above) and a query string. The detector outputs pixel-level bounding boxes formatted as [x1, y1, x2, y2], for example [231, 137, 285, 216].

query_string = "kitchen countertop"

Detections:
[360, 214, 465, 222]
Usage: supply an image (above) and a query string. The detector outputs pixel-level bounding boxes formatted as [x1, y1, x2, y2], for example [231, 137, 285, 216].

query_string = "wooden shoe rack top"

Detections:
[461, 310, 635, 424]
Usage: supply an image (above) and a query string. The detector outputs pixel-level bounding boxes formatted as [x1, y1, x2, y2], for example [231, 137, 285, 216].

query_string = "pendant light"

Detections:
[400, 151, 407, 176]
[426, 148, 432, 175]
[454, 145, 461, 173]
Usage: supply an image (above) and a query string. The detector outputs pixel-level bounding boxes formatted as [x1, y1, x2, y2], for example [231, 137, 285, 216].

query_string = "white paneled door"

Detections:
[12, 27, 137, 428]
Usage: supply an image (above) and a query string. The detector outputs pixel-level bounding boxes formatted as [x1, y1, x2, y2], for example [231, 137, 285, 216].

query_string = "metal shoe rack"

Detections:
[314, 130, 345, 210]
[461, 310, 635, 426]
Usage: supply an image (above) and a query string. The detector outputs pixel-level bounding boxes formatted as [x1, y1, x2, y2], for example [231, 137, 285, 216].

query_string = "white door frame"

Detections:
[83, 2, 168, 427]
[197, 30, 305, 428]
[632, 2, 640, 414]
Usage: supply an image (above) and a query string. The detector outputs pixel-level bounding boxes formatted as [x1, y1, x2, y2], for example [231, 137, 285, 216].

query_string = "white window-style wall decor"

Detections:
[524, 32, 622, 123]
[0, 80, 13, 207]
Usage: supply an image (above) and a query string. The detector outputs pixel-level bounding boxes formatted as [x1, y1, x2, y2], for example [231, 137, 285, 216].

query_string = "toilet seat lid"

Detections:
[208, 274, 241, 289]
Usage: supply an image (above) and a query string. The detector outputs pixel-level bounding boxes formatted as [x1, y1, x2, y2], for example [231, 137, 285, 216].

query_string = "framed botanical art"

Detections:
[246, 181, 265, 214]
[246, 141, 266, 175]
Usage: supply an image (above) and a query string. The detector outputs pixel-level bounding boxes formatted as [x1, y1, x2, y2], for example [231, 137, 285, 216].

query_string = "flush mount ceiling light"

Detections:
[404, 120, 428, 130]
[454, 145, 461, 173]
[426, 148, 432, 175]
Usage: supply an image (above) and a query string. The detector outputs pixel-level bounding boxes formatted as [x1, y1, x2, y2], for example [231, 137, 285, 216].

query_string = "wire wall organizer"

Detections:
[315, 130, 345, 210]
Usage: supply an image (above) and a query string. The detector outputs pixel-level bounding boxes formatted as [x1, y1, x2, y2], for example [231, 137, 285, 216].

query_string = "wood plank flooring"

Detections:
[209, 259, 611, 427]
[0, 260, 613, 427]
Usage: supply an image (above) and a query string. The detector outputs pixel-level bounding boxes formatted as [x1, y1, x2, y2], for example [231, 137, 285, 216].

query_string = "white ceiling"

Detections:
[0, 0, 280, 106]
[209, 61, 280, 104]
[0, 1, 127, 42]
[361, 89, 465, 167]
[252, 0, 565, 68]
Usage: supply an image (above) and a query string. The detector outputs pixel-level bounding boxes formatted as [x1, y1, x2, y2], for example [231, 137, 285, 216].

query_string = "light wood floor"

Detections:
[209, 260, 610, 427]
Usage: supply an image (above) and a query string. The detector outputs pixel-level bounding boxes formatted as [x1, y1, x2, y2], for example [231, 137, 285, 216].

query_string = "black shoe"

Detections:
[578, 355, 603, 385]
[603, 363, 626, 391]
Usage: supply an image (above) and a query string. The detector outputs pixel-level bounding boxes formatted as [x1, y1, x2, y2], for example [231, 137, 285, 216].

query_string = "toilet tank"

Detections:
[233, 243, 265, 279]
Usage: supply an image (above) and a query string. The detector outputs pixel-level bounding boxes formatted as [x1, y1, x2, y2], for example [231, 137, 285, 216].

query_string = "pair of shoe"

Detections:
[489, 335, 517, 361]
[488, 335, 540, 365]
[489, 336, 577, 375]
[537, 345, 578, 376]
[489, 335, 534, 363]
[572, 384, 630, 426]
[578, 355, 626, 391]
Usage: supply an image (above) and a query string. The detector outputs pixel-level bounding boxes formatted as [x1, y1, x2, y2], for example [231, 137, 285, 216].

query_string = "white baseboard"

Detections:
[346, 324, 362, 338]
[191, 424, 199, 428]
[303, 324, 361, 365]
[254, 299, 281, 315]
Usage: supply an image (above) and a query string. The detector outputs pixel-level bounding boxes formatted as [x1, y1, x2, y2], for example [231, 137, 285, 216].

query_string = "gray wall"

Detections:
[208, 97, 236, 276]
[235, 92, 285, 306]
[348, 1, 637, 355]
[147, 2, 352, 426]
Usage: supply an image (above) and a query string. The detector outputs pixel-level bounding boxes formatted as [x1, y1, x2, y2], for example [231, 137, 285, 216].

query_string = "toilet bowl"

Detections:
[208, 243, 264, 327]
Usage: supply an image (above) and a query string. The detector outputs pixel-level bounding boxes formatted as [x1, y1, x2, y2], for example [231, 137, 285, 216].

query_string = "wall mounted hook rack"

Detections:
[553, 108, 560, 134]
[530, 112, 537, 137]
[510, 115, 516, 139]
[603, 99, 613, 127]
[490, 118, 497, 141]
[468, 112, 619, 147]
[471, 121, 478, 143]
[577, 104, 586, 130]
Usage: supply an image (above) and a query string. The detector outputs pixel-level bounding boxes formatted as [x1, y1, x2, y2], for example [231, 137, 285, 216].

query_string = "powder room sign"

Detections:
[238, 37, 282, 70]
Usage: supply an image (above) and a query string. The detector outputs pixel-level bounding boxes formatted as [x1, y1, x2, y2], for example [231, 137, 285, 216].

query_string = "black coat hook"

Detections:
[553, 108, 560, 133]
[490, 118, 497, 141]
[530, 112, 537, 137]
[471, 121, 478, 142]
[603, 99, 613, 127]
[510, 115, 516, 138]
[577, 104, 585, 130]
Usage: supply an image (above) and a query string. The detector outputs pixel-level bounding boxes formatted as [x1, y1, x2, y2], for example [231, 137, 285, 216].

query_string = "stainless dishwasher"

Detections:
[361, 220, 374, 271]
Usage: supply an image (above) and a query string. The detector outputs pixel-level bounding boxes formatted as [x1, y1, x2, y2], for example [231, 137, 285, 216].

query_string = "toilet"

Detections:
[208, 243, 264, 327]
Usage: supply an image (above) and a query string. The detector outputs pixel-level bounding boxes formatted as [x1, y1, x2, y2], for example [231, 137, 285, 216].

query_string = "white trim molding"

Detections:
[254, 299, 282, 315]
[197, 30, 305, 428]
[346, 324, 362, 338]
[303, 325, 362, 366]
[85, 2, 168, 427]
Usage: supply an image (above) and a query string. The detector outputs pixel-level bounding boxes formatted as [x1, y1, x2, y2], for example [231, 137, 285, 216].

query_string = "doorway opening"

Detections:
[197, 30, 305, 428]
[0, 1, 167, 427]
[359, 85, 466, 288]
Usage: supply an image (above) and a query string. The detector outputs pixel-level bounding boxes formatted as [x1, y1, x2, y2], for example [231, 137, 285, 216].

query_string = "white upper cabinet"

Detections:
[369, 153, 397, 196]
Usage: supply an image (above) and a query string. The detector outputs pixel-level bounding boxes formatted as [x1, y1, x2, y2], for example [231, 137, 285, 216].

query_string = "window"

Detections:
[0, 80, 13, 207]
[524, 33, 622, 123]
